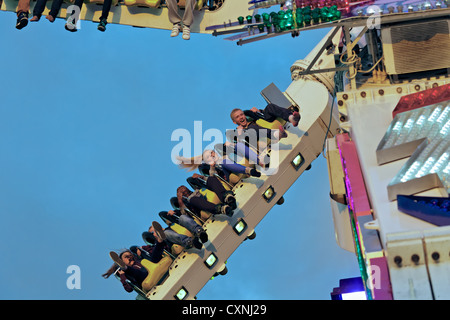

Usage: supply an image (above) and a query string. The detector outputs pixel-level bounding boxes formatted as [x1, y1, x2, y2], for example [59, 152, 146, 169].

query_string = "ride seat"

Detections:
[123, 0, 160, 8]
[140, 256, 173, 292]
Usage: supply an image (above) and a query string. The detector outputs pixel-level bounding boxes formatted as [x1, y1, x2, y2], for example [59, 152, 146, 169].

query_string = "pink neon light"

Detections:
[336, 134, 371, 215]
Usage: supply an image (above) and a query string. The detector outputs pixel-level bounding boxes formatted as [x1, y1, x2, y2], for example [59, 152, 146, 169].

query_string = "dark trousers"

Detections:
[125, 266, 148, 288]
[32, 0, 63, 17]
[261, 103, 292, 123]
[66, 0, 84, 20]
[99, 0, 113, 20]
[188, 176, 227, 213]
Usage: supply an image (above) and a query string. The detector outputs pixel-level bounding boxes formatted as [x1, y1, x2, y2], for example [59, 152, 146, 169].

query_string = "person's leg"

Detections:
[48, 0, 63, 20]
[99, 0, 113, 20]
[148, 241, 165, 263]
[263, 103, 292, 122]
[205, 176, 229, 203]
[31, 0, 47, 20]
[263, 103, 300, 126]
[165, 0, 181, 25]
[16, 0, 30, 29]
[17, 0, 30, 15]
[189, 196, 217, 213]
[65, 0, 83, 31]
[124, 266, 148, 284]
[164, 229, 194, 248]
[177, 214, 203, 236]
[181, 0, 195, 26]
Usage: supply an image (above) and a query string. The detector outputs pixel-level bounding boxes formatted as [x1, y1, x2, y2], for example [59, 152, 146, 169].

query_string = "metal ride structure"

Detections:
[3, 0, 450, 300]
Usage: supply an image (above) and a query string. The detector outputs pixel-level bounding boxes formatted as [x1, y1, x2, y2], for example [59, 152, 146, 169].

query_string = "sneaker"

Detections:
[290, 111, 301, 127]
[30, 15, 40, 22]
[250, 168, 261, 177]
[182, 25, 190, 40]
[109, 251, 127, 270]
[65, 20, 77, 32]
[98, 19, 107, 32]
[46, 15, 55, 23]
[199, 230, 208, 243]
[15, 12, 29, 30]
[224, 192, 237, 210]
[152, 221, 166, 241]
[193, 237, 203, 249]
[170, 24, 181, 37]
[221, 204, 233, 217]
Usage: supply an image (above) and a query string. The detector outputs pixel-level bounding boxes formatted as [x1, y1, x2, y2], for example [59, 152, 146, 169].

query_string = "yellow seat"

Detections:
[140, 256, 173, 293]
[255, 117, 284, 130]
[123, 0, 161, 8]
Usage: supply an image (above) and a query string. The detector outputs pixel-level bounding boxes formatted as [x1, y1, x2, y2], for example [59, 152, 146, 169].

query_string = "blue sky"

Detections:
[0, 10, 360, 299]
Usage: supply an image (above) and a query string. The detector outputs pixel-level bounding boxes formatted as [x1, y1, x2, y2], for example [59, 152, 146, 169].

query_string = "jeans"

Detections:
[164, 215, 203, 247]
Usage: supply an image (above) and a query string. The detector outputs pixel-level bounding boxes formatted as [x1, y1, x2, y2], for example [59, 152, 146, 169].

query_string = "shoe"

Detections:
[98, 19, 107, 32]
[221, 204, 233, 217]
[15, 12, 29, 30]
[193, 237, 203, 249]
[224, 192, 237, 210]
[46, 15, 55, 23]
[30, 15, 40, 22]
[170, 24, 181, 37]
[65, 20, 77, 32]
[245, 167, 261, 177]
[152, 221, 166, 241]
[278, 125, 288, 139]
[290, 111, 301, 127]
[199, 230, 208, 243]
[182, 25, 190, 40]
[250, 168, 261, 177]
[109, 251, 127, 270]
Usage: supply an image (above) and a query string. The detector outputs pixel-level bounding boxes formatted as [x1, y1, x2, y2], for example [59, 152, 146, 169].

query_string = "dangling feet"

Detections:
[151, 221, 166, 242]
[170, 23, 181, 37]
[109, 251, 127, 270]
[15, 12, 29, 30]
[289, 111, 301, 127]
[97, 18, 107, 32]
[182, 25, 190, 40]
[65, 19, 77, 32]
[224, 191, 237, 210]
[46, 15, 55, 23]
[245, 167, 261, 177]
[278, 125, 288, 139]
[30, 15, 40, 22]
[216, 204, 234, 217]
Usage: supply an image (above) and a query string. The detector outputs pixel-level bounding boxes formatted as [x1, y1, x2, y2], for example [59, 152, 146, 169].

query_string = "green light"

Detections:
[237, 16, 244, 25]
[291, 153, 305, 170]
[246, 15, 253, 24]
[262, 186, 275, 202]
[205, 253, 218, 268]
[233, 219, 248, 235]
[303, 14, 311, 25]
[175, 287, 188, 300]
[262, 13, 270, 23]
[254, 14, 261, 22]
